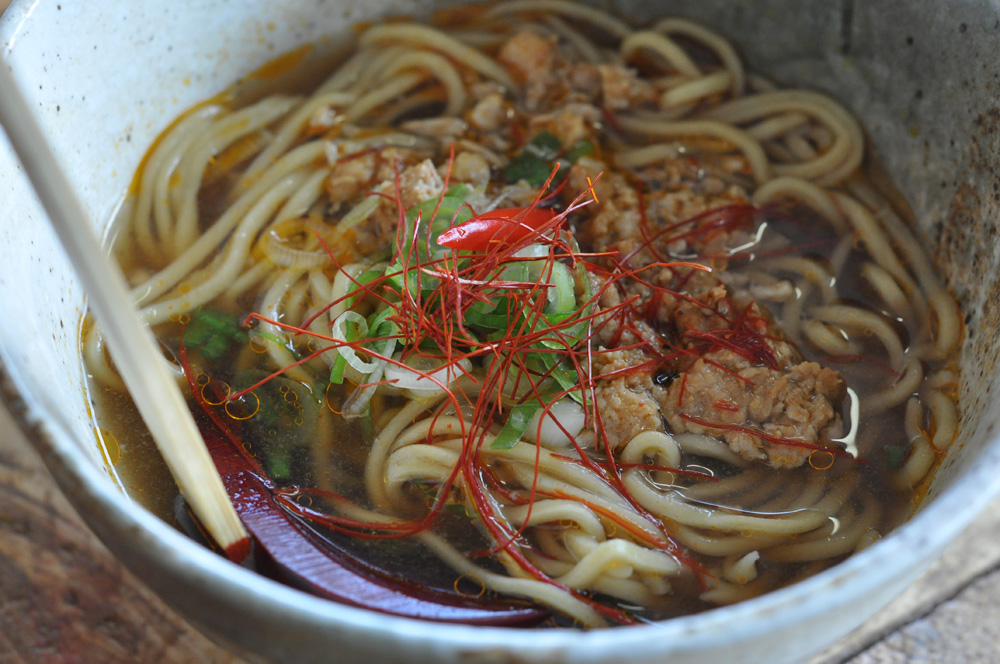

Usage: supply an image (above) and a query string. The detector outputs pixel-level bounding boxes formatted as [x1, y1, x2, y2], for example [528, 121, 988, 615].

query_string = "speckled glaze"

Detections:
[2, 2, 1000, 663]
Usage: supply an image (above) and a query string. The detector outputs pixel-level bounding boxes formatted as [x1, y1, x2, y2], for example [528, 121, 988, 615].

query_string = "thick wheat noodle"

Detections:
[802, 320, 861, 356]
[377, 50, 468, 116]
[700, 575, 775, 605]
[542, 15, 602, 63]
[864, 357, 925, 415]
[151, 115, 219, 259]
[220, 259, 272, 304]
[836, 193, 933, 335]
[783, 133, 821, 165]
[751, 176, 849, 233]
[672, 524, 781, 557]
[847, 179, 961, 358]
[314, 46, 376, 94]
[757, 255, 837, 302]
[333, 495, 608, 626]
[342, 72, 428, 123]
[306, 268, 333, 305]
[621, 30, 702, 78]
[703, 91, 863, 184]
[171, 97, 301, 256]
[131, 141, 329, 306]
[832, 193, 916, 290]
[620, 430, 682, 468]
[424, 532, 607, 626]
[383, 445, 464, 505]
[761, 140, 797, 165]
[673, 433, 749, 467]
[138, 171, 308, 325]
[777, 279, 812, 343]
[485, 443, 641, 513]
[508, 472, 674, 560]
[533, 528, 578, 564]
[505, 500, 606, 538]
[723, 475, 789, 510]
[555, 539, 681, 589]
[928, 390, 958, 450]
[624, 472, 829, 535]
[465, 476, 666, 616]
[681, 469, 767, 501]
[893, 435, 933, 490]
[340, 46, 411, 95]
[763, 495, 881, 562]
[616, 115, 771, 183]
[389, 416, 468, 450]
[361, 24, 515, 89]
[745, 112, 810, 141]
[279, 273, 310, 329]
[926, 369, 959, 390]
[653, 17, 745, 94]
[82, 324, 126, 390]
[754, 470, 828, 514]
[632, 103, 698, 123]
[255, 267, 314, 385]
[486, 0, 632, 40]
[615, 143, 684, 169]
[810, 304, 906, 371]
[260, 172, 333, 269]
[861, 262, 910, 317]
[367, 91, 443, 128]
[132, 106, 220, 259]
[365, 398, 442, 507]
[274, 167, 331, 224]
[661, 71, 733, 108]
[723, 551, 761, 585]
[239, 91, 355, 188]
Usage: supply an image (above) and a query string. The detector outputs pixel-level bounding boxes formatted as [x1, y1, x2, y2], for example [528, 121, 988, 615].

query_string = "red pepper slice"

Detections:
[436, 207, 556, 252]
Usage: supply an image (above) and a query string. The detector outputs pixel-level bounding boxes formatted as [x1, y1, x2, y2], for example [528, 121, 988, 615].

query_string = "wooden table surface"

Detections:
[0, 404, 243, 664]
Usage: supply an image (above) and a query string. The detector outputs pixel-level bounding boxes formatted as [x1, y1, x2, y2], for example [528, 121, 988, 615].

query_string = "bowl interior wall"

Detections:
[2, 1, 1000, 662]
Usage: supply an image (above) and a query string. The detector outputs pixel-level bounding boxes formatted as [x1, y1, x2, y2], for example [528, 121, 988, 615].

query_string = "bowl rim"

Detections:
[4, 0, 1000, 659]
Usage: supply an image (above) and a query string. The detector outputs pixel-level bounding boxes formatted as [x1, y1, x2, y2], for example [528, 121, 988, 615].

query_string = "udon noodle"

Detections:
[84, 0, 962, 627]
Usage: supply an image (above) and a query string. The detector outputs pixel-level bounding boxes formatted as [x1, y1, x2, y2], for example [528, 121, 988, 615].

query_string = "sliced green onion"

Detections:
[565, 138, 595, 163]
[503, 130, 564, 186]
[330, 310, 376, 374]
[267, 451, 292, 480]
[491, 400, 539, 450]
[524, 130, 562, 160]
[183, 308, 248, 360]
[885, 444, 908, 471]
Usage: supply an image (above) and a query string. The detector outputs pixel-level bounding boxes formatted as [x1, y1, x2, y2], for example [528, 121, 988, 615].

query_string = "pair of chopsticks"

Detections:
[0, 64, 249, 556]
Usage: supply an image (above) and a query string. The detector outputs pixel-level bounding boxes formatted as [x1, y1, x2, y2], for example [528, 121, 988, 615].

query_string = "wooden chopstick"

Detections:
[0, 62, 249, 558]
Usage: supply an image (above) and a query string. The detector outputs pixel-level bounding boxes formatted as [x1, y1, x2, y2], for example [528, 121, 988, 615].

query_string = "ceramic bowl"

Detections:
[3, 1, 1000, 662]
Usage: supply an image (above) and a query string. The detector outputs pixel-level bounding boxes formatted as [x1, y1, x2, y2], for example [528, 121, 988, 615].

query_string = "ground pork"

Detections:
[660, 350, 843, 468]
[598, 64, 656, 110]
[571, 155, 845, 467]
[592, 347, 664, 450]
[361, 158, 445, 243]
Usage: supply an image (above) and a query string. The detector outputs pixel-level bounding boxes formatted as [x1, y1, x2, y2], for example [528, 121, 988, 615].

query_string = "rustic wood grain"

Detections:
[0, 404, 244, 664]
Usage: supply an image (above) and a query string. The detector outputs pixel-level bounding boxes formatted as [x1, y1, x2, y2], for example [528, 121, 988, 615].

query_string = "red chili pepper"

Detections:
[436, 207, 556, 252]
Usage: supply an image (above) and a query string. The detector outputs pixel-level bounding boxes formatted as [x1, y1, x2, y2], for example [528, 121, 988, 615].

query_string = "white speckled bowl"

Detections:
[3, 2, 1000, 662]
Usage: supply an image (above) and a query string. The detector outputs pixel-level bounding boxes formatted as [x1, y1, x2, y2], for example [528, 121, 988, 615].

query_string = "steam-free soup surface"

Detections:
[85, 1, 961, 627]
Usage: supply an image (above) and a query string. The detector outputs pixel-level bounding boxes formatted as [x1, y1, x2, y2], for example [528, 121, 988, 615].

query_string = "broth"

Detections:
[83, 1, 961, 627]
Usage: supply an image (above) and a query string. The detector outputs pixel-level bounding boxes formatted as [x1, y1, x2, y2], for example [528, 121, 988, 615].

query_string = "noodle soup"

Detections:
[84, 1, 961, 627]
